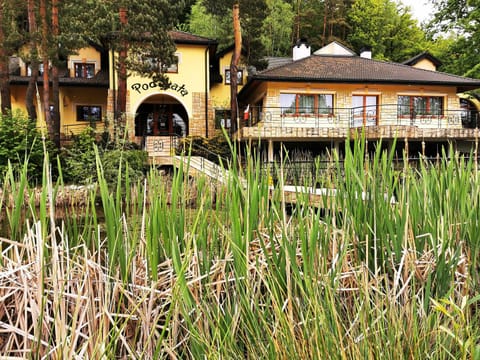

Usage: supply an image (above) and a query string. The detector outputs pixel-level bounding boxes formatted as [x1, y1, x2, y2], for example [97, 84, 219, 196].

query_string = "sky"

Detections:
[400, 0, 435, 23]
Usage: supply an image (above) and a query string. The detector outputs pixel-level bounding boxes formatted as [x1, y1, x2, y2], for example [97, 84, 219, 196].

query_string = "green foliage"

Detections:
[61, 127, 97, 184]
[61, 126, 148, 186]
[425, 0, 480, 78]
[2, 137, 480, 357]
[187, 0, 229, 41]
[189, 0, 430, 64]
[347, 0, 428, 61]
[189, 0, 268, 69]
[0, 110, 53, 183]
[430, 33, 480, 78]
[290, 0, 355, 50]
[261, 0, 294, 57]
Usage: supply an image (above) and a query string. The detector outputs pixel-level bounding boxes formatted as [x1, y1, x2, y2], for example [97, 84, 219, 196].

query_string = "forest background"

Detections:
[185, 0, 480, 79]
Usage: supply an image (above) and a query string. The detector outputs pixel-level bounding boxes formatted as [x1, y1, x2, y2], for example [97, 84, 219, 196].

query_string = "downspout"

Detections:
[205, 43, 209, 138]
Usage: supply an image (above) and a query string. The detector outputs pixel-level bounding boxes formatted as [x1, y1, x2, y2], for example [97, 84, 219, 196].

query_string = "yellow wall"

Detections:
[253, 82, 462, 111]
[120, 42, 223, 139]
[126, 44, 209, 119]
[10, 84, 107, 134]
[411, 59, 437, 72]
[68, 47, 102, 77]
[10, 85, 46, 130]
[210, 49, 247, 109]
[60, 87, 108, 134]
[10, 85, 30, 113]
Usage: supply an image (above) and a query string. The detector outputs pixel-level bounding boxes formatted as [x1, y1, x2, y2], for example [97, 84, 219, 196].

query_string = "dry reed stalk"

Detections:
[0, 209, 473, 358]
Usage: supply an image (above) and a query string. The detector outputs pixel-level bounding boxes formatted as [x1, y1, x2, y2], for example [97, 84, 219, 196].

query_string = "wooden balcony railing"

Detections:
[241, 104, 479, 130]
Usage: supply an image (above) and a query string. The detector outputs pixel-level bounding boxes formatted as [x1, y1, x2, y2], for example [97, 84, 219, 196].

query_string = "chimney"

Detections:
[360, 46, 372, 59]
[293, 38, 311, 61]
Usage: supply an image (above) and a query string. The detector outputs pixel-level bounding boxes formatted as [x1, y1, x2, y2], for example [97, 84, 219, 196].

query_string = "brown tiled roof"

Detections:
[248, 55, 480, 92]
[265, 56, 293, 70]
[169, 31, 217, 45]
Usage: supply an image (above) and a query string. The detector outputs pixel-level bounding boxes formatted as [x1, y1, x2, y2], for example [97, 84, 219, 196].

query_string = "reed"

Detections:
[0, 136, 479, 359]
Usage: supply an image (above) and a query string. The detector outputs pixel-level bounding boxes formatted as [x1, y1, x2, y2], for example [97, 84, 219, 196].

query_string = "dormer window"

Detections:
[74, 63, 95, 78]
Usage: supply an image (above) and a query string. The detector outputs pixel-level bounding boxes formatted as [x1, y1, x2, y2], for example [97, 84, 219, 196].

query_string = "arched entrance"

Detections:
[135, 94, 189, 137]
[134, 94, 189, 159]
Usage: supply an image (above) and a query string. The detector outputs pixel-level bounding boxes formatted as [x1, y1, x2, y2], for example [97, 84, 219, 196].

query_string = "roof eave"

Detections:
[9, 76, 110, 88]
[248, 75, 480, 90]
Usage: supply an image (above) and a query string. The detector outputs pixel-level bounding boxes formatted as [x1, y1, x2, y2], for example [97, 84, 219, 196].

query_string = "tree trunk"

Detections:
[0, 1, 12, 114]
[51, 0, 60, 147]
[230, 3, 241, 133]
[26, 0, 38, 122]
[322, 0, 328, 46]
[40, 0, 52, 140]
[116, 6, 128, 139]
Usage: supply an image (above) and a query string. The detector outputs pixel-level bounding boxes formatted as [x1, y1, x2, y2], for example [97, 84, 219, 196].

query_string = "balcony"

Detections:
[239, 104, 480, 141]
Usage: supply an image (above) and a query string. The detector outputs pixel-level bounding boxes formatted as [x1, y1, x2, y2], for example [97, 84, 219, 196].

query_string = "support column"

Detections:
[268, 139, 274, 163]
[387, 140, 394, 154]
[333, 141, 340, 156]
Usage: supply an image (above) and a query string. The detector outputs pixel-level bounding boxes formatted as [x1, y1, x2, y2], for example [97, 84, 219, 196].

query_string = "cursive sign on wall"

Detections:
[131, 81, 189, 96]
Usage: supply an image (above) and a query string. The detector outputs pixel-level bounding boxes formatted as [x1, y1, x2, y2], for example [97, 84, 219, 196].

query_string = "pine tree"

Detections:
[201, 0, 268, 69]
[0, 1, 13, 114]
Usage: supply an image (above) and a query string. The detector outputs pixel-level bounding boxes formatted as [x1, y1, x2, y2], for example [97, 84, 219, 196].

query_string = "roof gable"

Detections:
[402, 51, 442, 70]
[314, 41, 356, 56]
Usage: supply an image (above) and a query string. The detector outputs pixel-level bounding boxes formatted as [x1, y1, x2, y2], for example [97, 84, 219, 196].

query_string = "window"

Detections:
[27, 63, 46, 76]
[352, 95, 378, 126]
[76, 105, 102, 121]
[225, 69, 243, 85]
[74, 63, 95, 78]
[215, 109, 231, 129]
[280, 93, 334, 115]
[398, 96, 444, 116]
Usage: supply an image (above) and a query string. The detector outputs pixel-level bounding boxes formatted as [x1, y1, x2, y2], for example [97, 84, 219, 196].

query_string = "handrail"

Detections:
[241, 104, 478, 130]
[178, 139, 230, 167]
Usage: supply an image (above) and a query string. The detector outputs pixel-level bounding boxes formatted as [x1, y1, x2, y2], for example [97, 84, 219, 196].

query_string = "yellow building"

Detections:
[6, 31, 243, 162]
[237, 41, 480, 159]
[209, 45, 248, 130]
[9, 45, 109, 135]
[5, 35, 480, 161]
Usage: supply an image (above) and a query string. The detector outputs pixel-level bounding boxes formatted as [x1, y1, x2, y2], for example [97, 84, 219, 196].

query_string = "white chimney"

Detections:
[360, 46, 372, 59]
[293, 38, 311, 61]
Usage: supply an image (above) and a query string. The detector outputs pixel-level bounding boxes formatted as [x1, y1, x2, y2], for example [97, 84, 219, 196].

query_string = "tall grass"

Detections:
[0, 137, 480, 358]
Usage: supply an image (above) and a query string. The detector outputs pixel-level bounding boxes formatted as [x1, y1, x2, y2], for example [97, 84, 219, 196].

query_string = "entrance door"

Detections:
[136, 103, 189, 137]
[155, 104, 172, 135]
[352, 95, 378, 127]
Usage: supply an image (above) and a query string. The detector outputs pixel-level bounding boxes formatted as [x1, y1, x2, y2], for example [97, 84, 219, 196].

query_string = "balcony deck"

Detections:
[239, 105, 480, 142]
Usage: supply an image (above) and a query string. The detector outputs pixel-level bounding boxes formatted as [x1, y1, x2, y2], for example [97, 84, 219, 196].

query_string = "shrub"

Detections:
[61, 127, 148, 186]
[0, 110, 54, 183]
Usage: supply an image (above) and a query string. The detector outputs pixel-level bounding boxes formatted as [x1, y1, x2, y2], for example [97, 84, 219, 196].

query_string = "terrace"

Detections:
[239, 104, 480, 141]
